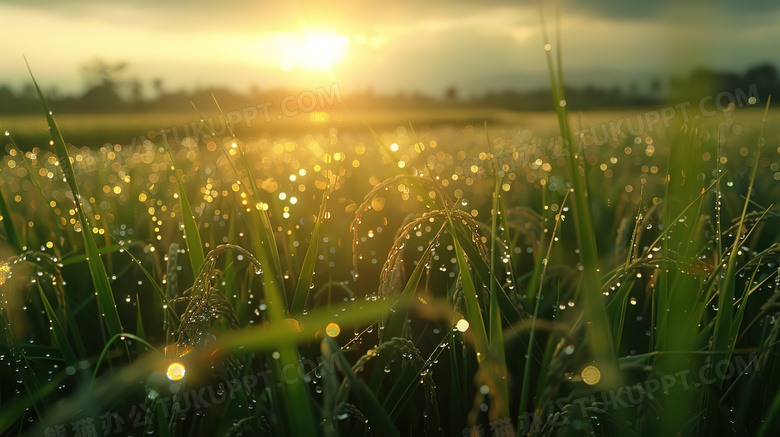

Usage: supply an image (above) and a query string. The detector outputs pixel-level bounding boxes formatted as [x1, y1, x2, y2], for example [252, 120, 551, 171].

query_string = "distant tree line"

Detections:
[464, 64, 776, 110]
[0, 59, 777, 114]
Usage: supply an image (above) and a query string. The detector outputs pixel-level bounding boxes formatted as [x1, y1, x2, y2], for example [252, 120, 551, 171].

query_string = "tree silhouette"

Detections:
[152, 77, 165, 98]
[128, 78, 143, 103]
[79, 59, 128, 111]
[744, 64, 777, 94]
[650, 77, 661, 97]
[81, 59, 128, 89]
[445, 86, 458, 102]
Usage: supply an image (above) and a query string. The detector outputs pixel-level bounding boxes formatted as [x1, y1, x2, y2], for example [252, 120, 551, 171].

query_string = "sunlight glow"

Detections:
[278, 32, 350, 71]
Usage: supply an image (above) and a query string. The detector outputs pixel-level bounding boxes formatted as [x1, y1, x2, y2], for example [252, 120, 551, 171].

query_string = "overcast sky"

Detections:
[1, 0, 779, 97]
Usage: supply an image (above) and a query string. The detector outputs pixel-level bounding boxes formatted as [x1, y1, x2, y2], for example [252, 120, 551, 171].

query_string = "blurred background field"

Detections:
[3, 106, 778, 149]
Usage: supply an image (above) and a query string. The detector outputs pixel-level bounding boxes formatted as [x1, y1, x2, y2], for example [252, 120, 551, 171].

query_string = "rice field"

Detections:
[1, 68, 780, 437]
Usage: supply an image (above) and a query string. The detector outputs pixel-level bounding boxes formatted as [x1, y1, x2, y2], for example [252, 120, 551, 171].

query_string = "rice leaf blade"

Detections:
[38, 285, 76, 366]
[290, 190, 328, 315]
[25, 62, 124, 339]
[173, 169, 204, 274]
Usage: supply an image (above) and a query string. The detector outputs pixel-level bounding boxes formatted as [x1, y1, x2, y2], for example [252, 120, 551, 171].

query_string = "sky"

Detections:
[1, 0, 779, 98]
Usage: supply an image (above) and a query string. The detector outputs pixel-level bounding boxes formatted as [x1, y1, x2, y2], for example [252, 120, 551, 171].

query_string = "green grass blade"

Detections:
[269, 344, 320, 436]
[518, 192, 568, 430]
[0, 179, 23, 253]
[453, 237, 489, 359]
[712, 98, 770, 387]
[172, 169, 204, 274]
[227, 299, 393, 436]
[757, 387, 780, 437]
[486, 124, 509, 417]
[185, 102, 306, 432]
[155, 407, 171, 437]
[135, 294, 147, 355]
[451, 223, 522, 325]
[218, 298, 392, 350]
[608, 277, 636, 352]
[59, 243, 126, 266]
[290, 190, 328, 315]
[64, 299, 87, 359]
[113, 238, 178, 321]
[25, 61, 124, 339]
[38, 285, 76, 366]
[91, 333, 159, 381]
[539, 11, 618, 384]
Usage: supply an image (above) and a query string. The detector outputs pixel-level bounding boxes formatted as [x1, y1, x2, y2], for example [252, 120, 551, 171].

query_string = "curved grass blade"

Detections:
[218, 298, 392, 350]
[608, 277, 636, 352]
[112, 238, 178, 321]
[25, 60, 124, 340]
[325, 337, 400, 437]
[63, 298, 87, 359]
[91, 333, 159, 382]
[59, 243, 125, 266]
[26, 299, 392, 435]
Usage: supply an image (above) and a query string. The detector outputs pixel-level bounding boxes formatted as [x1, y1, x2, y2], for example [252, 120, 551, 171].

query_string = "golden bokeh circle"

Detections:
[167, 362, 186, 381]
[581, 365, 601, 385]
[326, 322, 341, 337]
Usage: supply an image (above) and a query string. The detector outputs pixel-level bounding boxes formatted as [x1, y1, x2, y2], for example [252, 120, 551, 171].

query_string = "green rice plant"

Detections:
[518, 191, 569, 431]
[191, 100, 286, 305]
[184, 103, 328, 434]
[712, 98, 771, 387]
[326, 336, 399, 437]
[539, 8, 618, 386]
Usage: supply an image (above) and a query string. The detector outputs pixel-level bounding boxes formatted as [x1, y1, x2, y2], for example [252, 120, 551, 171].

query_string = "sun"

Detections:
[278, 31, 350, 71]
